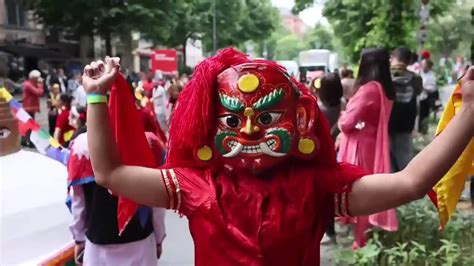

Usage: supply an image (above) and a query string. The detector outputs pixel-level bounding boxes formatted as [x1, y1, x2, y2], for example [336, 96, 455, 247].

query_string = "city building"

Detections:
[279, 8, 309, 39]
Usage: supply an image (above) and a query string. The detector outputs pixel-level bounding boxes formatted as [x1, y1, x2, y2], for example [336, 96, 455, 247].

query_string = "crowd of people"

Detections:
[18, 67, 188, 148]
[310, 47, 471, 248]
[13, 65, 189, 265]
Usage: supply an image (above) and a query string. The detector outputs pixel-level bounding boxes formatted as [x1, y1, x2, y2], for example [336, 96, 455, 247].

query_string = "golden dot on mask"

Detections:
[197, 145, 213, 161]
[298, 138, 316, 155]
[238, 74, 259, 93]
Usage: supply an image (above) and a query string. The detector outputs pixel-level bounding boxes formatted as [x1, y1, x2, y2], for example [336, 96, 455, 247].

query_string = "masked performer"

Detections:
[83, 49, 474, 266]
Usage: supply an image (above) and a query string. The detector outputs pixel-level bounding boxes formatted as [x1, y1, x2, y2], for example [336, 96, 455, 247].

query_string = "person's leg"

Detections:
[398, 132, 414, 170]
[22, 113, 35, 148]
[470, 177, 474, 207]
[322, 216, 337, 245]
[419, 99, 429, 134]
[353, 216, 370, 249]
[326, 217, 336, 237]
[48, 114, 57, 136]
[27, 111, 35, 120]
[390, 134, 401, 172]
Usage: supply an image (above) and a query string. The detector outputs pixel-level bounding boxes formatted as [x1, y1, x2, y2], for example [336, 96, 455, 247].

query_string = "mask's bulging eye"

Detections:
[0, 128, 12, 139]
[257, 112, 281, 126]
[219, 115, 242, 129]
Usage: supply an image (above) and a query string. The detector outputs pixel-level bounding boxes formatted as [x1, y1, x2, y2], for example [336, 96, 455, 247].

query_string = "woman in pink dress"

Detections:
[338, 48, 399, 248]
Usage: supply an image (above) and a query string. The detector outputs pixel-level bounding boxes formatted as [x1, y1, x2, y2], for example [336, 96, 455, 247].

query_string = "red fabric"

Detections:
[161, 48, 367, 265]
[142, 81, 154, 98]
[109, 74, 159, 234]
[421, 50, 431, 59]
[67, 133, 94, 186]
[169, 162, 364, 266]
[145, 132, 165, 166]
[140, 108, 167, 147]
[18, 119, 40, 136]
[55, 108, 74, 146]
[22, 80, 44, 113]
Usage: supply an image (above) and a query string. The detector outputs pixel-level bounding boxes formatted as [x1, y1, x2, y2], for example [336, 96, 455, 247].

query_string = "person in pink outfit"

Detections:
[338, 48, 399, 249]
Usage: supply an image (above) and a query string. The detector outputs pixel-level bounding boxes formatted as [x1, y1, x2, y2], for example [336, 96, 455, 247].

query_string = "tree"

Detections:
[425, 3, 472, 59]
[142, 0, 212, 67]
[253, 24, 286, 60]
[293, 0, 318, 14]
[274, 34, 306, 60]
[303, 23, 334, 50]
[293, 0, 456, 63]
[200, 0, 278, 53]
[29, 0, 175, 64]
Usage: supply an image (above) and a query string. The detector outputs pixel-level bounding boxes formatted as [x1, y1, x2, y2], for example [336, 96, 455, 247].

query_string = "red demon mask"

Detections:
[213, 63, 318, 171]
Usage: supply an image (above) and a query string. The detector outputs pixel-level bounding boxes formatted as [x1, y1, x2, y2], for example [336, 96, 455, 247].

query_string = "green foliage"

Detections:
[201, 0, 278, 53]
[29, 0, 278, 55]
[274, 34, 305, 60]
[252, 23, 289, 60]
[303, 24, 335, 50]
[293, 0, 315, 14]
[334, 200, 474, 265]
[29, 0, 173, 36]
[321, 0, 456, 63]
[425, 3, 472, 59]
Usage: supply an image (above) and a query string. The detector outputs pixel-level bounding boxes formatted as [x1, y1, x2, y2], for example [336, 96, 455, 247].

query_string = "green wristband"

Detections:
[87, 94, 107, 104]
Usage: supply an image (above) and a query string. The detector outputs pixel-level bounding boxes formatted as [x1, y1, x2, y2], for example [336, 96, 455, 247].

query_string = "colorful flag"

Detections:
[431, 82, 474, 227]
[0, 86, 67, 164]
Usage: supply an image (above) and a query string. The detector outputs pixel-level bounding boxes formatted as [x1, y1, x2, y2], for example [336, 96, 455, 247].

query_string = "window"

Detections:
[5, 0, 26, 27]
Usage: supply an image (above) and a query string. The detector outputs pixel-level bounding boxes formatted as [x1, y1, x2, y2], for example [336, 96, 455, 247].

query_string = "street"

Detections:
[159, 212, 334, 265]
[160, 212, 194, 266]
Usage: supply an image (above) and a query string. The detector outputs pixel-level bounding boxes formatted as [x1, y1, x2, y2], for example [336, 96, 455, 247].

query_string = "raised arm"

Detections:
[83, 57, 168, 208]
[349, 66, 474, 216]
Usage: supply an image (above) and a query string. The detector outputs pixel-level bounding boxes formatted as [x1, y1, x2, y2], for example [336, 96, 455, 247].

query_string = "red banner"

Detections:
[151, 49, 178, 74]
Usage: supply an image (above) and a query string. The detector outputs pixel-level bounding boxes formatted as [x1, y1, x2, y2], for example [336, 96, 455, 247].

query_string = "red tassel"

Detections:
[109, 74, 158, 234]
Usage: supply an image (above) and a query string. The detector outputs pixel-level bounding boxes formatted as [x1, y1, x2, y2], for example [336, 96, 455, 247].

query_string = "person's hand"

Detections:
[156, 244, 162, 259]
[334, 133, 342, 151]
[74, 242, 85, 265]
[461, 66, 474, 107]
[82, 56, 120, 95]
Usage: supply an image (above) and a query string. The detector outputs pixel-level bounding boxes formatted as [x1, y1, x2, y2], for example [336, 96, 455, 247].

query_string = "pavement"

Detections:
[159, 212, 333, 265]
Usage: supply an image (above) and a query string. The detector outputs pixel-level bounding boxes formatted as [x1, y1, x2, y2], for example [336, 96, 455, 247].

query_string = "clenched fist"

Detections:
[82, 56, 120, 95]
[461, 66, 474, 107]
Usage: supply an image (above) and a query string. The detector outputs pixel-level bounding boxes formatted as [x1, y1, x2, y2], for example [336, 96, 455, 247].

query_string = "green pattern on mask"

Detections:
[266, 128, 291, 153]
[219, 93, 244, 112]
[214, 131, 238, 155]
[252, 88, 284, 111]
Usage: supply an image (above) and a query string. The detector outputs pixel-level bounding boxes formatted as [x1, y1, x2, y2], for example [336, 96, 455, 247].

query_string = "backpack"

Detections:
[389, 71, 418, 133]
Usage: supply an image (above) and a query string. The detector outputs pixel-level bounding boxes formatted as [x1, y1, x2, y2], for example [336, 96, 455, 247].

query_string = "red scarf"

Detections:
[109, 74, 158, 234]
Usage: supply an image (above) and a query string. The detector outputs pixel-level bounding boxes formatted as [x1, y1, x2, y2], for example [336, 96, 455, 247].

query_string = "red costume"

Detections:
[110, 48, 366, 265]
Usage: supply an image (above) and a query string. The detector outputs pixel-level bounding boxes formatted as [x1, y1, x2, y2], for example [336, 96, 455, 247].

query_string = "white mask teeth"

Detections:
[241, 144, 263, 154]
[265, 139, 277, 150]
[222, 140, 286, 157]
[222, 143, 244, 158]
[259, 142, 286, 157]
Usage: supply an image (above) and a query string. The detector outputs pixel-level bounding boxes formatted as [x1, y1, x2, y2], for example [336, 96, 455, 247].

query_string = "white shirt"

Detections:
[152, 85, 168, 115]
[72, 85, 87, 108]
[420, 70, 437, 93]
